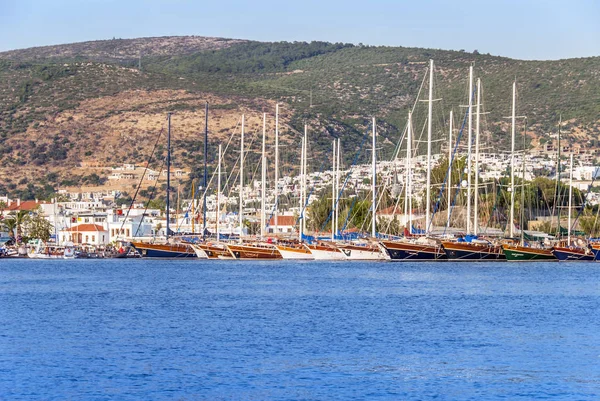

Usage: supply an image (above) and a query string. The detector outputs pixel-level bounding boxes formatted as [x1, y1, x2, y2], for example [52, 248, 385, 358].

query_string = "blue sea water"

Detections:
[0, 259, 598, 400]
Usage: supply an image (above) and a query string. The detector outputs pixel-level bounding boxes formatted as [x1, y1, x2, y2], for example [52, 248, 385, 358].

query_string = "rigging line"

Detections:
[292, 153, 328, 234]
[441, 104, 470, 235]
[134, 153, 167, 237]
[119, 127, 164, 233]
[572, 167, 599, 235]
[320, 131, 368, 233]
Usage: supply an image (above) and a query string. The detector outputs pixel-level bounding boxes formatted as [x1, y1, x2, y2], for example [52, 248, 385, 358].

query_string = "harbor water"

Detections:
[1, 259, 599, 400]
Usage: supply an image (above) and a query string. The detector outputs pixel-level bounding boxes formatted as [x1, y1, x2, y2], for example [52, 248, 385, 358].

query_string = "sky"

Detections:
[1, 0, 598, 60]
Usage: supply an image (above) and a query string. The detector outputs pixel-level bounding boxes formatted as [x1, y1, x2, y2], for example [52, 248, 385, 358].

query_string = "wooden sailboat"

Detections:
[131, 113, 198, 258]
[442, 74, 505, 260]
[552, 154, 594, 261]
[380, 62, 446, 261]
[501, 83, 556, 261]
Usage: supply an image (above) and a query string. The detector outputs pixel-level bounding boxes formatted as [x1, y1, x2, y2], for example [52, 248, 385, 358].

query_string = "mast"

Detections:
[466, 65, 474, 234]
[203, 102, 208, 239]
[510, 81, 516, 238]
[568, 153, 573, 245]
[191, 179, 195, 234]
[217, 144, 222, 241]
[371, 117, 377, 238]
[556, 116, 562, 238]
[474, 77, 481, 235]
[261, 113, 267, 238]
[299, 124, 306, 242]
[335, 138, 341, 238]
[166, 112, 172, 240]
[447, 110, 453, 228]
[425, 59, 434, 234]
[303, 132, 308, 237]
[274, 104, 279, 235]
[520, 139, 526, 246]
[239, 114, 244, 243]
[331, 140, 336, 241]
[407, 111, 413, 231]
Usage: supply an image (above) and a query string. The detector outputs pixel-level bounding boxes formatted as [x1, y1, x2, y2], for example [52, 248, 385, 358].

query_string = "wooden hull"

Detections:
[379, 240, 447, 261]
[336, 244, 389, 261]
[131, 242, 197, 258]
[502, 244, 557, 261]
[305, 244, 345, 260]
[552, 246, 595, 261]
[276, 244, 314, 260]
[227, 243, 282, 259]
[441, 241, 505, 261]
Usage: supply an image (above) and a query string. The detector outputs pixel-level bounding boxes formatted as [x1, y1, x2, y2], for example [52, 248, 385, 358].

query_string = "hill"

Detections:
[0, 36, 599, 200]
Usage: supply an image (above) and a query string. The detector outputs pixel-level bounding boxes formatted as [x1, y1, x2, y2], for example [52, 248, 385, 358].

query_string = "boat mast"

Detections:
[203, 102, 208, 239]
[407, 111, 413, 232]
[520, 121, 526, 246]
[474, 77, 481, 235]
[447, 110, 453, 228]
[371, 117, 377, 238]
[239, 114, 244, 243]
[274, 104, 279, 235]
[568, 153, 573, 246]
[425, 59, 434, 234]
[466, 65, 474, 234]
[166, 112, 172, 241]
[217, 144, 222, 241]
[510, 81, 516, 238]
[299, 124, 306, 242]
[191, 180, 195, 234]
[335, 138, 341, 238]
[556, 116, 562, 238]
[303, 132, 308, 237]
[261, 113, 267, 238]
[331, 140, 336, 241]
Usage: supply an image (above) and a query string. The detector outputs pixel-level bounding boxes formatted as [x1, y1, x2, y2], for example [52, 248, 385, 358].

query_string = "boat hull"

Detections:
[441, 241, 506, 261]
[192, 243, 233, 259]
[552, 246, 595, 261]
[227, 244, 282, 259]
[379, 240, 447, 261]
[502, 244, 557, 261]
[337, 244, 389, 261]
[276, 244, 314, 260]
[306, 244, 345, 260]
[131, 242, 197, 258]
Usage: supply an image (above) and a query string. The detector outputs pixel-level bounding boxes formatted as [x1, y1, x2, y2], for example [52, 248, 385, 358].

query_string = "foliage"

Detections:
[23, 207, 53, 241]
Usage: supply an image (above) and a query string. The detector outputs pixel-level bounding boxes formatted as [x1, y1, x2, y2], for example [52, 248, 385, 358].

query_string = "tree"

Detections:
[24, 208, 53, 242]
[9, 210, 29, 242]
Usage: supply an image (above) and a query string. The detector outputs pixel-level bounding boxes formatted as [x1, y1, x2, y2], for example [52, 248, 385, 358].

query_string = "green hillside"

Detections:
[0, 36, 599, 200]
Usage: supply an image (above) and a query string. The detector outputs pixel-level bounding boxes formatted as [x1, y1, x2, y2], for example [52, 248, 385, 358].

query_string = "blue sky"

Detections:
[1, 0, 598, 60]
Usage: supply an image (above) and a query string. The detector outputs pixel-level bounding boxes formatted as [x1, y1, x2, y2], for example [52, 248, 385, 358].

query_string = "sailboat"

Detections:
[335, 118, 389, 261]
[131, 113, 198, 258]
[501, 83, 556, 261]
[551, 153, 594, 261]
[224, 113, 282, 260]
[379, 60, 446, 261]
[441, 72, 505, 260]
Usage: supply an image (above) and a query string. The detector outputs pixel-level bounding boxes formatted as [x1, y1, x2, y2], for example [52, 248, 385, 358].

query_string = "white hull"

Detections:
[338, 246, 389, 261]
[28, 253, 64, 259]
[276, 246, 314, 260]
[307, 248, 345, 260]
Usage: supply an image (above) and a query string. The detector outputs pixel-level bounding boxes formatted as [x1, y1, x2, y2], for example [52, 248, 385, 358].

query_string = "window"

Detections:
[92, 235, 95, 242]
[85, 235, 89, 243]
[126, 229, 130, 237]
[102, 235, 105, 242]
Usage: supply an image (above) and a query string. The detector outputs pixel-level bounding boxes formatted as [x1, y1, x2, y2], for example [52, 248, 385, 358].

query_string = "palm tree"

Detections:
[3, 217, 17, 239]
[9, 210, 29, 242]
